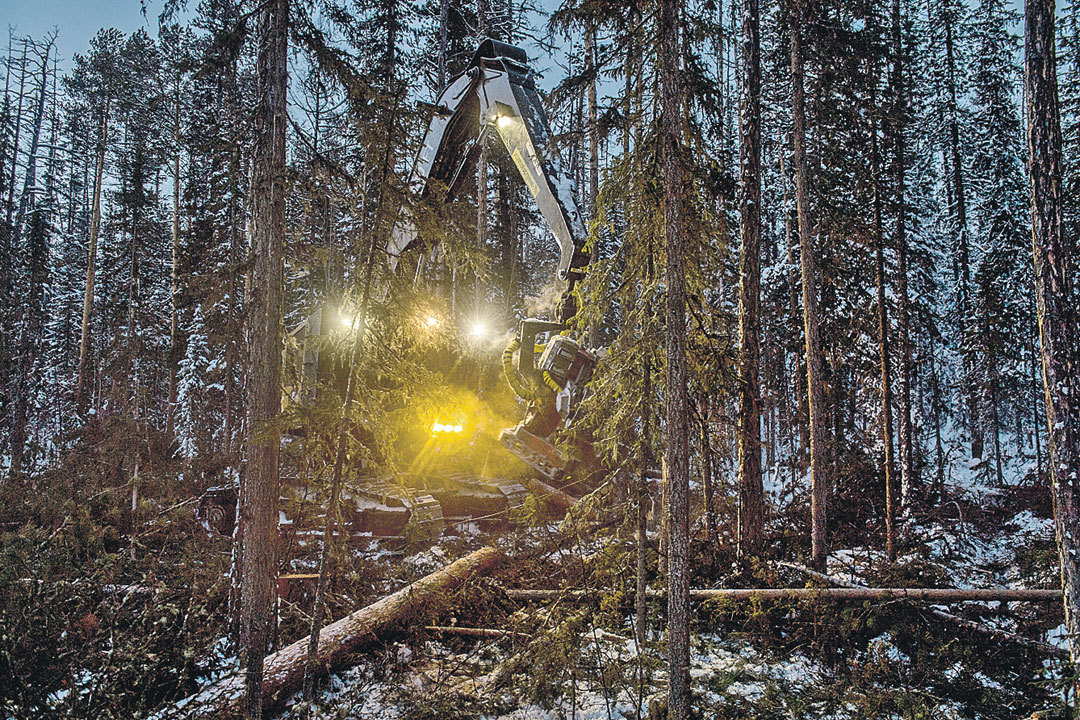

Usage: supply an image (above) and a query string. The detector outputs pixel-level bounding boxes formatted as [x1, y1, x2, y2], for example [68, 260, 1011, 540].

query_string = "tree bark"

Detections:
[76, 98, 110, 412]
[736, 0, 764, 564]
[778, 563, 1069, 658]
[659, 0, 691, 714]
[507, 587, 1061, 603]
[789, 0, 829, 573]
[891, 0, 916, 510]
[1024, 0, 1080, 685]
[586, 24, 601, 349]
[870, 72, 896, 564]
[943, 0, 980, 460]
[240, 0, 288, 716]
[168, 73, 181, 441]
[168, 547, 502, 718]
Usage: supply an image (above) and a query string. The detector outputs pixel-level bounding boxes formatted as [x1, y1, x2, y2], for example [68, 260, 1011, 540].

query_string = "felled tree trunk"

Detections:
[168, 546, 501, 718]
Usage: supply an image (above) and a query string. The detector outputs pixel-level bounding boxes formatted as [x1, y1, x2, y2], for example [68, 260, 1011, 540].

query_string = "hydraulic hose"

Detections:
[502, 337, 534, 400]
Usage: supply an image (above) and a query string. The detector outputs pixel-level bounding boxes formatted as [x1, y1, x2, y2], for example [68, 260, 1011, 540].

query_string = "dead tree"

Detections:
[1024, 0, 1080, 682]
[9, 35, 54, 479]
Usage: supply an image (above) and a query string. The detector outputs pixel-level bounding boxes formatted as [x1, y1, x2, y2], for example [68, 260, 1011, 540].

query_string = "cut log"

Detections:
[163, 546, 501, 718]
[505, 587, 1059, 602]
[779, 562, 1069, 660]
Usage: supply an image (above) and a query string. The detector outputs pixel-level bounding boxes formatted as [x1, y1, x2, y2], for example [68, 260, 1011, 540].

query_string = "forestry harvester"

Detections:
[388, 38, 597, 481]
[233, 40, 599, 542]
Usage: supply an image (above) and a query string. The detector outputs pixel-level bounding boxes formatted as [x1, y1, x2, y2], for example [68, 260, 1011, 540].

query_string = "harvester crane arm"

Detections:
[388, 39, 589, 289]
[391, 39, 596, 481]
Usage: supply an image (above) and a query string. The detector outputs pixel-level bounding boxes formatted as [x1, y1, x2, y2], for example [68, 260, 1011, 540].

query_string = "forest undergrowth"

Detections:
[3, 433, 1070, 720]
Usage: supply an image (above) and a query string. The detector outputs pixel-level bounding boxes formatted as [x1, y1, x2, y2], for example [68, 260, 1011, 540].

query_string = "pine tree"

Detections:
[968, 0, 1029, 485]
[176, 307, 210, 466]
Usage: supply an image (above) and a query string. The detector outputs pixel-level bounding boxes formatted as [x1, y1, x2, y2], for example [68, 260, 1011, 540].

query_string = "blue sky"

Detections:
[4, 0, 163, 71]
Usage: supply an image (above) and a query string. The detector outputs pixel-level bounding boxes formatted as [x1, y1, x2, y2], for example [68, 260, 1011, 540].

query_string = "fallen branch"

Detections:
[779, 562, 1068, 660]
[505, 587, 1060, 602]
[162, 546, 501, 718]
[425, 625, 528, 640]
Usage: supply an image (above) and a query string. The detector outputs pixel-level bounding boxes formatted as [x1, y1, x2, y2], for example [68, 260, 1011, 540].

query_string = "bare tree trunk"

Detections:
[6, 39, 26, 231]
[892, 0, 916, 510]
[240, 0, 288, 715]
[10, 38, 51, 249]
[659, 0, 691, 714]
[438, 0, 449, 91]
[168, 75, 181, 441]
[943, 1, 980, 460]
[790, 0, 829, 573]
[9, 38, 51, 478]
[76, 99, 110, 412]
[1024, 0, 1080, 688]
[737, 0, 764, 564]
[700, 404, 716, 547]
[586, 24, 601, 349]
[929, 331, 946, 500]
[870, 72, 896, 564]
[303, 194, 379, 709]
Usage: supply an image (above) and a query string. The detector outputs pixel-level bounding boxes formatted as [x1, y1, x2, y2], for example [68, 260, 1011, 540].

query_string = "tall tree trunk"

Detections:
[943, 1, 980, 460]
[9, 39, 51, 478]
[1024, 0, 1080, 687]
[240, 0, 288, 715]
[636, 357, 651, 649]
[6, 40, 26, 231]
[10, 39, 50, 249]
[586, 24, 601, 348]
[168, 75, 181, 441]
[871, 93, 897, 565]
[790, 0, 829, 573]
[737, 0, 764, 564]
[438, 0, 449, 92]
[476, 0, 489, 320]
[892, 0, 916, 510]
[303, 196, 380, 709]
[76, 99, 110, 412]
[659, 0, 691, 714]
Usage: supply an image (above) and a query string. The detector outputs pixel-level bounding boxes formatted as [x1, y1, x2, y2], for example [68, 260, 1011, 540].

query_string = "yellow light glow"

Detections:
[471, 322, 487, 338]
[496, 114, 514, 128]
[432, 420, 463, 435]
[426, 315, 440, 327]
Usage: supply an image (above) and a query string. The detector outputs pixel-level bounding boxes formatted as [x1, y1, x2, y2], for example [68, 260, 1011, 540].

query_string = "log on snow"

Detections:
[505, 587, 1060, 603]
[164, 546, 501, 718]
[778, 562, 1069, 660]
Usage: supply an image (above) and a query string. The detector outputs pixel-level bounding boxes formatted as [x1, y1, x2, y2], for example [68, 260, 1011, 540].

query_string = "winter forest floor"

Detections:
[1, 433, 1074, 720]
